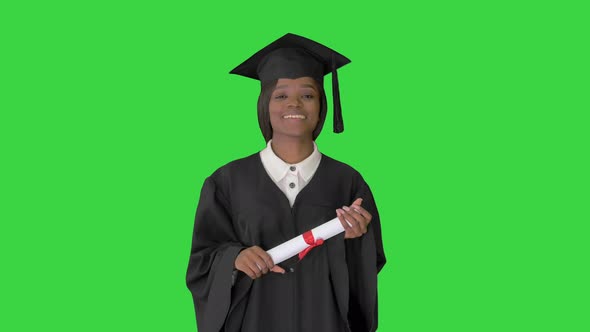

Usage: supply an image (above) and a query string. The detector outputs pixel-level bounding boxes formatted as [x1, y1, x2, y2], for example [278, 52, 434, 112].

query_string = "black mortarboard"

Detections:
[230, 33, 351, 133]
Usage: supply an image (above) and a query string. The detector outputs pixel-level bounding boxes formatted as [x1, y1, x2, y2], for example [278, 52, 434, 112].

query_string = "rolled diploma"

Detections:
[267, 217, 345, 265]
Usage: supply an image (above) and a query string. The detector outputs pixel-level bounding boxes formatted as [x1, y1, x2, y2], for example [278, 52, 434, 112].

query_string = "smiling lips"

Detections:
[283, 114, 307, 119]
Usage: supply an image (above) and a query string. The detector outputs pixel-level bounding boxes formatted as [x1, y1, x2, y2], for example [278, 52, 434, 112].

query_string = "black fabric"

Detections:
[257, 48, 325, 84]
[331, 54, 344, 133]
[229, 33, 350, 82]
[186, 153, 386, 332]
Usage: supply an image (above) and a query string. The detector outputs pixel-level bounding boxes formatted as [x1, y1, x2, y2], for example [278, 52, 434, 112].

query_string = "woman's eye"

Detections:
[302, 94, 314, 99]
[274, 95, 287, 99]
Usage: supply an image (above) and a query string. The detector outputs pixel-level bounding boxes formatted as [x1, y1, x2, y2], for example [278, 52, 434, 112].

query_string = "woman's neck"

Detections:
[270, 136, 314, 164]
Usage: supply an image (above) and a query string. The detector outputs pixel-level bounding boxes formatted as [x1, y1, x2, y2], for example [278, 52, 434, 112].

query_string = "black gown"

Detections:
[186, 153, 386, 332]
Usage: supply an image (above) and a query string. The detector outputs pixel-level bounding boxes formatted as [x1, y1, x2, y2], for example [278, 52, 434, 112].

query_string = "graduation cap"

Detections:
[230, 33, 351, 133]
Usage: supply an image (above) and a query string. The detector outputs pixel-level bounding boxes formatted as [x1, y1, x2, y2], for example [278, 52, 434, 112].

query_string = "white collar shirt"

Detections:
[259, 140, 322, 207]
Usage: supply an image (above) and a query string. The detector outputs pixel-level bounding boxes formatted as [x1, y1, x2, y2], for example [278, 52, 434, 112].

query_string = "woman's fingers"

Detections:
[235, 246, 283, 279]
[343, 206, 366, 234]
[250, 246, 275, 273]
[338, 198, 373, 239]
[348, 206, 370, 234]
[240, 253, 263, 278]
[338, 208, 362, 238]
[350, 198, 372, 228]
[350, 203, 372, 222]
[336, 209, 355, 239]
[236, 257, 259, 279]
[271, 265, 286, 274]
[336, 209, 352, 230]
[235, 247, 260, 278]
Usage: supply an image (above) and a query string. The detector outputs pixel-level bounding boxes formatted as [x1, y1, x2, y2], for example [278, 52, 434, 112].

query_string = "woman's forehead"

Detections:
[274, 77, 319, 89]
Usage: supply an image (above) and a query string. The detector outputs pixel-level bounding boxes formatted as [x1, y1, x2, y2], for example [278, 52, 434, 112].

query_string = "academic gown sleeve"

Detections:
[345, 179, 386, 332]
[186, 174, 246, 332]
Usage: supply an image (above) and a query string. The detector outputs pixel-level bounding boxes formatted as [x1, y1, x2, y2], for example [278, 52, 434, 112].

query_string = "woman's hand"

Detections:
[234, 246, 285, 279]
[336, 198, 373, 239]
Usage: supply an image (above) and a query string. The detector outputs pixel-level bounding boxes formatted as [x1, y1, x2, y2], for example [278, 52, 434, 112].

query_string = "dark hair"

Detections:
[257, 79, 328, 142]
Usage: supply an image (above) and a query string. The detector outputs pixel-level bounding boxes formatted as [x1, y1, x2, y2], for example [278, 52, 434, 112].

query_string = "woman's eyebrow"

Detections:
[274, 84, 317, 91]
[299, 84, 317, 91]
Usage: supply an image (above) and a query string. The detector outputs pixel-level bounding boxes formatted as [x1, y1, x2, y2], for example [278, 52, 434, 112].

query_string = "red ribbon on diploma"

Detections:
[298, 230, 324, 260]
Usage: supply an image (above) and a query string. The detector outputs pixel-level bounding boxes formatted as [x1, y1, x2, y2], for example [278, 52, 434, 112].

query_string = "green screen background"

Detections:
[1, 0, 588, 331]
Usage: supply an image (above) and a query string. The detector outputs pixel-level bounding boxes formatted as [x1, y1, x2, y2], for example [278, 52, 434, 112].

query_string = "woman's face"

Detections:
[268, 77, 321, 141]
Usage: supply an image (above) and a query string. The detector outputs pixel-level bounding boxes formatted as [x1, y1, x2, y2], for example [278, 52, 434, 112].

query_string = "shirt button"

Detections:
[290, 166, 296, 172]
[289, 267, 295, 273]
[289, 182, 296, 189]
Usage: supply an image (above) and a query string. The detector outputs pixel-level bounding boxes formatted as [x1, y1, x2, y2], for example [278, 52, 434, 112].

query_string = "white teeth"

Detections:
[283, 114, 306, 119]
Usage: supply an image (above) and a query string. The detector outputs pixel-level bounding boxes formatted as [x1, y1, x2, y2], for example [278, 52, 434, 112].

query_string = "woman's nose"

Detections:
[286, 95, 302, 108]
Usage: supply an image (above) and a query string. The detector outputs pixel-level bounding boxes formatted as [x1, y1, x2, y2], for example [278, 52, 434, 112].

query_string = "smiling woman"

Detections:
[269, 77, 322, 146]
[186, 33, 386, 332]
[258, 77, 328, 144]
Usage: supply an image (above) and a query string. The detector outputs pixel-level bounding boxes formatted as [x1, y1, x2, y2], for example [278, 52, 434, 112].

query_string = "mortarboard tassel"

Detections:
[332, 54, 344, 133]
